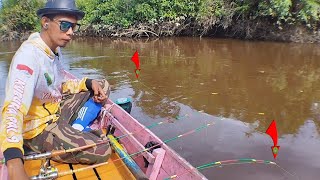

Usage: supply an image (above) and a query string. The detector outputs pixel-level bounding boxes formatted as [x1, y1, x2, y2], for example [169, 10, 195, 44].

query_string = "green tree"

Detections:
[0, 0, 44, 36]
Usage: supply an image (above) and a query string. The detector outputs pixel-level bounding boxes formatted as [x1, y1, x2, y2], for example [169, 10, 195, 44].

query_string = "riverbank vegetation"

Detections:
[0, 0, 319, 42]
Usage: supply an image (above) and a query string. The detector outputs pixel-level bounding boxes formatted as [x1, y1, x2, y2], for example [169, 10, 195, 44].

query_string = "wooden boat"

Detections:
[0, 99, 208, 180]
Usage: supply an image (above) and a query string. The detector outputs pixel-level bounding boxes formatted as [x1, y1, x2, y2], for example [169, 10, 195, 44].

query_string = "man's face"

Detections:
[47, 14, 78, 48]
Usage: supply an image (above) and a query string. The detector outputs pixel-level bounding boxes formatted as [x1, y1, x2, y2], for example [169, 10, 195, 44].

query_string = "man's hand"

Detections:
[7, 158, 29, 180]
[91, 80, 107, 103]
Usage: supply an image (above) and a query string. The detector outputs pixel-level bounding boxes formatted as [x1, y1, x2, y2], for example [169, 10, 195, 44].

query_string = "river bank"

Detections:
[1, 20, 319, 43]
[78, 19, 320, 43]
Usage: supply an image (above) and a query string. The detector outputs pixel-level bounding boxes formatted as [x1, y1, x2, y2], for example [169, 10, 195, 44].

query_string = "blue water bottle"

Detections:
[72, 98, 102, 131]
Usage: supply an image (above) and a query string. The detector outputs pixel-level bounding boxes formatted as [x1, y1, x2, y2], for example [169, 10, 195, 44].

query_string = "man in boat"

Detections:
[0, 0, 112, 179]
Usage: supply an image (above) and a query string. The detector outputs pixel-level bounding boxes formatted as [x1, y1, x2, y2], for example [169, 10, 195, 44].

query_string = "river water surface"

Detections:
[1, 37, 320, 180]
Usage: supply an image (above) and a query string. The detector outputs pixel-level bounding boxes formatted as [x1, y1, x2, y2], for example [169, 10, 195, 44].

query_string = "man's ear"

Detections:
[41, 17, 50, 29]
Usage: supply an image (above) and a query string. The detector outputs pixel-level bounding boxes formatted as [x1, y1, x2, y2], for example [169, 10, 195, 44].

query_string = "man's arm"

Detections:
[7, 158, 29, 180]
[0, 52, 37, 179]
[60, 66, 108, 103]
[62, 78, 108, 103]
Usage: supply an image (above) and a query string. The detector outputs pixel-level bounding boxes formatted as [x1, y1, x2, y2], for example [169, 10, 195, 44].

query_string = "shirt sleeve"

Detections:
[0, 50, 38, 163]
[61, 76, 89, 94]
[60, 68, 89, 94]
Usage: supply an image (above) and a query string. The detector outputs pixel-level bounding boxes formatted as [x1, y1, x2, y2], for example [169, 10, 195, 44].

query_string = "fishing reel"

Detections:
[30, 158, 59, 180]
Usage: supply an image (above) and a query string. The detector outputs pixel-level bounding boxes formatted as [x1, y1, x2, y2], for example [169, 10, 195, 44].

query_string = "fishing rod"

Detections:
[165, 159, 298, 180]
[164, 159, 277, 180]
[28, 123, 213, 179]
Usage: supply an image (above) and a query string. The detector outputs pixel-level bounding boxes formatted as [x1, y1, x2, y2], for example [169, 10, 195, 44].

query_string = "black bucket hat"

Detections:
[37, 0, 85, 20]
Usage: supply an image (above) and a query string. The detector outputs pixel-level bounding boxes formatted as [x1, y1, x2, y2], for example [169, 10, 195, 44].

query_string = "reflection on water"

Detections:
[0, 56, 12, 108]
[1, 37, 320, 179]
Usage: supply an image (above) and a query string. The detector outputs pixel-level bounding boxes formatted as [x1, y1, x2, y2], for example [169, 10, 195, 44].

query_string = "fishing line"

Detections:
[275, 164, 300, 180]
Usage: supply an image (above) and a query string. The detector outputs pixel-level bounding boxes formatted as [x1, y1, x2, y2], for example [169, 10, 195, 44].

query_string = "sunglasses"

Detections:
[53, 19, 81, 33]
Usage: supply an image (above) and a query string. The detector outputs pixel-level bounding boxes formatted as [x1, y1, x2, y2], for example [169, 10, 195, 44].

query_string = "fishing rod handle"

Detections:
[30, 172, 58, 180]
[24, 152, 52, 161]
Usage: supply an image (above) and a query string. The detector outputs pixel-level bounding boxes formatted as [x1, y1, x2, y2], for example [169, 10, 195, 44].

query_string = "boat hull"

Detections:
[106, 99, 207, 180]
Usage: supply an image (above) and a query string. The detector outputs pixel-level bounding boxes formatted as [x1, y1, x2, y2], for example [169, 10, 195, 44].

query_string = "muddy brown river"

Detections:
[1, 37, 319, 179]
